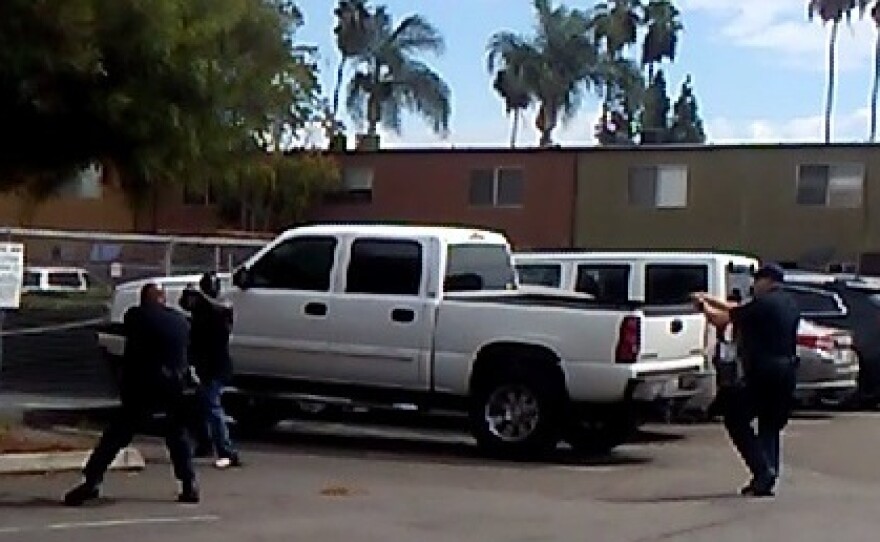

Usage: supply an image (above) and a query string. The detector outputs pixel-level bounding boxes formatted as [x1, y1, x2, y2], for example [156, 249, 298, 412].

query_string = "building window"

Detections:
[628, 165, 688, 209]
[326, 167, 373, 203]
[797, 163, 864, 208]
[469, 167, 524, 207]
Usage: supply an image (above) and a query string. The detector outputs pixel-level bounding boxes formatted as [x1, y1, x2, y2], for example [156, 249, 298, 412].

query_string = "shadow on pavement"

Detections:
[599, 491, 741, 504]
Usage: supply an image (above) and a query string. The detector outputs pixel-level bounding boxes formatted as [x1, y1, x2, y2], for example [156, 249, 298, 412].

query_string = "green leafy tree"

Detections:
[668, 75, 706, 144]
[639, 70, 671, 143]
[809, 0, 861, 143]
[487, 0, 617, 147]
[0, 0, 331, 227]
[345, 5, 451, 139]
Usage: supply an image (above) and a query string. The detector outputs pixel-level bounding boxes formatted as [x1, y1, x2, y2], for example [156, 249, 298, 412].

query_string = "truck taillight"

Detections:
[797, 334, 836, 352]
[616, 316, 641, 364]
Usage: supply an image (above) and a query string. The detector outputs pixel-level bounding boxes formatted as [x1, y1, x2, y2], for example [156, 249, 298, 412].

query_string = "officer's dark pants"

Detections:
[83, 400, 195, 486]
[722, 359, 797, 483]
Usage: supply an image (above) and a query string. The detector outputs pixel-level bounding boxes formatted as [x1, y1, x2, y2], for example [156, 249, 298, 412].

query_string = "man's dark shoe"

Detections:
[739, 480, 756, 496]
[741, 475, 776, 498]
[178, 482, 200, 504]
[64, 483, 100, 506]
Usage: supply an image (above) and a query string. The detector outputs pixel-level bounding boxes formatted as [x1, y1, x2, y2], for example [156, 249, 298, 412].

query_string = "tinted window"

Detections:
[645, 264, 708, 305]
[786, 287, 844, 316]
[48, 272, 84, 287]
[575, 265, 630, 303]
[446, 244, 516, 292]
[249, 236, 336, 291]
[23, 272, 40, 287]
[516, 264, 562, 288]
[347, 239, 422, 296]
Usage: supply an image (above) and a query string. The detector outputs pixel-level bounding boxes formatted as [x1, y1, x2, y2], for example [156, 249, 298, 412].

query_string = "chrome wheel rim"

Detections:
[484, 385, 541, 443]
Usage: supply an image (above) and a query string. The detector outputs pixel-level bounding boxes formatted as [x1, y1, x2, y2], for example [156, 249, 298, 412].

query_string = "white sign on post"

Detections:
[0, 242, 25, 310]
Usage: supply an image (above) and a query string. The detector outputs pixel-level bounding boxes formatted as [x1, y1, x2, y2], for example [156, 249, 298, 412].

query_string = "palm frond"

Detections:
[394, 60, 452, 135]
[345, 71, 373, 128]
[390, 14, 445, 56]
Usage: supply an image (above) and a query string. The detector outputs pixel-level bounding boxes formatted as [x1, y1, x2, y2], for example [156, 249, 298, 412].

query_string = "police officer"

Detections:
[693, 263, 799, 497]
[180, 272, 241, 469]
[64, 283, 199, 506]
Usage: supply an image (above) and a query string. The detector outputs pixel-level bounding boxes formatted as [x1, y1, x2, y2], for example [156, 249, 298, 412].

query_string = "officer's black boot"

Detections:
[178, 480, 200, 504]
[63, 482, 100, 506]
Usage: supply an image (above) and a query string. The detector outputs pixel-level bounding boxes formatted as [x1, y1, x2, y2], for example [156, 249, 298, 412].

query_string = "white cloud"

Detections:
[681, 0, 876, 72]
[707, 107, 871, 143]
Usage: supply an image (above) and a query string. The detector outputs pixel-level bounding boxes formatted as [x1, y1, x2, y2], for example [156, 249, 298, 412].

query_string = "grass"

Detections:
[0, 425, 94, 455]
[18, 288, 111, 312]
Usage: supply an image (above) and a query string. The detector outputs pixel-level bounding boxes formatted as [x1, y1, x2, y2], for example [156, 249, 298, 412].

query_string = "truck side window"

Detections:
[249, 236, 337, 291]
[575, 265, 629, 303]
[346, 239, 422, 296]
[645, 264, 708, 305]
[516, 264, 562, 287]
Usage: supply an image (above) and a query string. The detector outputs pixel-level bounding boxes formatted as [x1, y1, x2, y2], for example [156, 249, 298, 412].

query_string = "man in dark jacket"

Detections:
[64, 283, 199, 506]
[693, 263, 800, 497]
[180, 272, 241, 469]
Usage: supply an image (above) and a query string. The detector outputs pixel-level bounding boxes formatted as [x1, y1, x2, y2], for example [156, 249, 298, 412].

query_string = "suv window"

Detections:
[785, 286, 845, 317]
[347, 238, 422, 296]
[645, 264, 709, 305]
[575, 264, 630, 303]
[446, 244, 516, 292]
[23, 272, 40, 288]
[249, 236, 337, 291]
[516, 263, 562, 288]
[48, 272, 84, 288]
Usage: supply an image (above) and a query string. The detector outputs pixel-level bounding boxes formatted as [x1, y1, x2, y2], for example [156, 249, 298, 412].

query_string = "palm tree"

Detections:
[487, 0, 611, 147]
[641, 0, 684, 81]
[590, 0, 642, 59]
[809, 0, 860, 143]
[332, 1, 372, 126]
[492, 67, 531, 148]
[345, 6, 451, 139]
[860, 0, 880, 141]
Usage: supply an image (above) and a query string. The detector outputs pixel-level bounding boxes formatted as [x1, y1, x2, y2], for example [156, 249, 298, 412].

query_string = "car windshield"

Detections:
[445, 244, 516, 292]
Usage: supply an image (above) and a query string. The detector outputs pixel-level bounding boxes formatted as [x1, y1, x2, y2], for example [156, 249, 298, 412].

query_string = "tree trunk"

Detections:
[367, 92, 380, 136]
[825, 22, 839, 144]
[871, 34, 880, 142]
[332, 60, 345, 121]
[510, 110, 520, 148]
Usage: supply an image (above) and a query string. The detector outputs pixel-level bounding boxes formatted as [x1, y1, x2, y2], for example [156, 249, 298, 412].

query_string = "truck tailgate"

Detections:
[638, 307, 707, 365]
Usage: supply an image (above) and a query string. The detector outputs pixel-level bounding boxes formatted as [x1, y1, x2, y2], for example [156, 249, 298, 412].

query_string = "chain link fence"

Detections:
[0, 227, 268, 398]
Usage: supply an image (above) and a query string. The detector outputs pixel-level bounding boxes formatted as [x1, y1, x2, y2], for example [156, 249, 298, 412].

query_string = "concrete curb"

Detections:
[0, 447, 145, 475]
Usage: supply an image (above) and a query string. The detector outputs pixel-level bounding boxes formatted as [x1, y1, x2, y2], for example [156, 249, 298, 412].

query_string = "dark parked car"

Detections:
[784, 271, 880, 406]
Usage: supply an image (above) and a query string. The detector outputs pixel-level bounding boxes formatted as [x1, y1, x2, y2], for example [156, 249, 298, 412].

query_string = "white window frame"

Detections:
[629, 164, 689, 209]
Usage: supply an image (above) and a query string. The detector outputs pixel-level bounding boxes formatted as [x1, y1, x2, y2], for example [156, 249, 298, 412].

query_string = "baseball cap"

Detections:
[753, 262, 785, 283]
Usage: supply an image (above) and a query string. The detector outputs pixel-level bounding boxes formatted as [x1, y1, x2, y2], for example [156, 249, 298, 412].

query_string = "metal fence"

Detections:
[0, 227, 269, 397]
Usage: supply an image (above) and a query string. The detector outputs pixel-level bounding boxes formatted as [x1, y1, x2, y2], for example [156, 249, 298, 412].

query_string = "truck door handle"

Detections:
[670, 319, 683, 334]
[391, 308, 415, 323]
[304, 302, 327, 317]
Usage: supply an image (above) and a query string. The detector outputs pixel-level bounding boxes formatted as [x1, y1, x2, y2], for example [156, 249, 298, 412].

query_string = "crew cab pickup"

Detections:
[98, 225, 706, 457]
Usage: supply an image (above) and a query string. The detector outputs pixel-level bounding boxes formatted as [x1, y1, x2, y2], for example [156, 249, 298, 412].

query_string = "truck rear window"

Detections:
[645, 264, 708, 305]
[445, 244, 516, 292]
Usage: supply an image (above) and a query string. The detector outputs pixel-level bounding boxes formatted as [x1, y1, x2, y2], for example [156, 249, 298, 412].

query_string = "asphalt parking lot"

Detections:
[2, 411, 880, 542]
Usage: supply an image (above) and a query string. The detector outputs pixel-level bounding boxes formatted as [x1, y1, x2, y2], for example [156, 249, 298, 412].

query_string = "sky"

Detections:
[294, 0, 880, 148]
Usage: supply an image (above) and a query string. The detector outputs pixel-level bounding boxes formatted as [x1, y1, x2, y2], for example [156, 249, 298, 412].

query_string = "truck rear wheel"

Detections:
[469, 367, 563, 459]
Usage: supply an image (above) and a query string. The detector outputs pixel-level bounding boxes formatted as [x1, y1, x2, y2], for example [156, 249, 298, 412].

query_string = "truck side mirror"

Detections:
[232, 267, 251, 290]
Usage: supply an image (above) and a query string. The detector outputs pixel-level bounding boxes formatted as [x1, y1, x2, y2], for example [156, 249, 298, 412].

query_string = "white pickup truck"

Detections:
[97, 225, 706, 458]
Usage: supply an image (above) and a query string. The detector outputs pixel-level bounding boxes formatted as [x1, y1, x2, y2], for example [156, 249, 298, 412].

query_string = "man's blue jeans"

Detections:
[199, 379, 236, 459]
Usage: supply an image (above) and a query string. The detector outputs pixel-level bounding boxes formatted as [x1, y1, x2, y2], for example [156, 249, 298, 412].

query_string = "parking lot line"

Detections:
[0, 515, 219, 536]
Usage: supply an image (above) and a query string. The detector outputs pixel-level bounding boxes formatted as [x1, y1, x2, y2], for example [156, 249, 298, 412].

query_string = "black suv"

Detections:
[784, 271, 880, 406]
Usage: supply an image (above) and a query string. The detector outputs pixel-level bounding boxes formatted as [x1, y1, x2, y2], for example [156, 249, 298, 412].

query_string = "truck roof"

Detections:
[514, 250, 759, 266]
[280, 224, 510, 245]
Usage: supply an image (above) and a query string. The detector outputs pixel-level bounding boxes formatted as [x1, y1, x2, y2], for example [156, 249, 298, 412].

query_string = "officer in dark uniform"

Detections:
[180, 272, 241, 469]
[64, 283, 199, 506]
[693, 263, 800, 497]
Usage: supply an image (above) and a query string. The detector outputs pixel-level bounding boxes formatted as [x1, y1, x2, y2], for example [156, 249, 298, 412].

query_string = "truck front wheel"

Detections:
[469, 368, 563, 459]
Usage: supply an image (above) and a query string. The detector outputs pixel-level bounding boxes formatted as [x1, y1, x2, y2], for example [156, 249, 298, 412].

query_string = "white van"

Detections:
[22, 266, 91, 294]
[515, 251, 761, 417]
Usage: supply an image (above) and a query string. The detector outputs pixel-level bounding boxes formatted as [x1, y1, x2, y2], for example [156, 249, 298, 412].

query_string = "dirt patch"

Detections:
[0, 425, 94, 455]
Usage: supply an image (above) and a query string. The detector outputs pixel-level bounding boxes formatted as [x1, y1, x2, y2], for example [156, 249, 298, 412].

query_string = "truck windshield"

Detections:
[445, 244, 517, 292]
